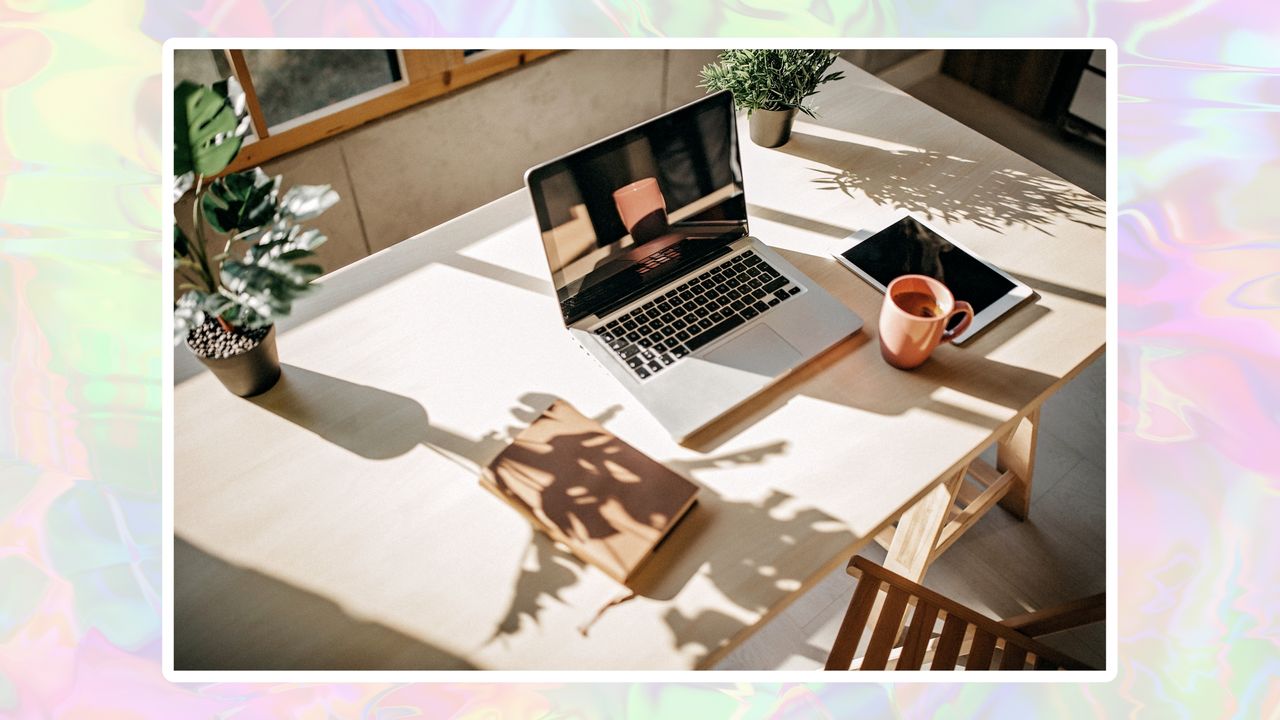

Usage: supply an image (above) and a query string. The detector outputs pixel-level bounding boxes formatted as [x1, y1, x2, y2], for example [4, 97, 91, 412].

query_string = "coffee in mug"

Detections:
[892, 291, 943, 319]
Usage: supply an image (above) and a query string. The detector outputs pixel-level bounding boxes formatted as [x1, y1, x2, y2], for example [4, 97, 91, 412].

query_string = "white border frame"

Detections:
[163, 36, 1118, 685]
[830, 214, 1037, 344]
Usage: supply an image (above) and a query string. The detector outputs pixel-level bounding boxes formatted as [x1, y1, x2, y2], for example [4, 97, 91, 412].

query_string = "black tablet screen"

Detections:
[840, 216, 1014, 314]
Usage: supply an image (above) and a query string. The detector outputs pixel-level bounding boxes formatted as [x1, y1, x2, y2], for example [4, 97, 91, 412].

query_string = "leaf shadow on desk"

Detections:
[484, 396, 794, 636]
[486, 530, 591, 645]
[484, 393, 626, 645]
[780, 132, 1105, 235]
[174, 536, 476, 670]
[249, 365, 509, 467]
[484, 420, 857, 668]
[645, 485, 856, 667]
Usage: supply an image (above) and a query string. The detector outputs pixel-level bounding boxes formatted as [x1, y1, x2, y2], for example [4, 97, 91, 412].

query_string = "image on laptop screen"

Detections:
[527, 92, 747, 322]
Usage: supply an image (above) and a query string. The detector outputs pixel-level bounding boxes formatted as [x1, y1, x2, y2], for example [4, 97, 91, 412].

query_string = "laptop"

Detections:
[524, 91, 863, 441]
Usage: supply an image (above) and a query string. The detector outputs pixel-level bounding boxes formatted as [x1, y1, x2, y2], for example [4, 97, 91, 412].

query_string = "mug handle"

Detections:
[941, 301, 974, 343]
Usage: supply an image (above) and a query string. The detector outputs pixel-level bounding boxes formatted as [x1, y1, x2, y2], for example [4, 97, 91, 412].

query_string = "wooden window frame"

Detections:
[221, 49, 557, 172]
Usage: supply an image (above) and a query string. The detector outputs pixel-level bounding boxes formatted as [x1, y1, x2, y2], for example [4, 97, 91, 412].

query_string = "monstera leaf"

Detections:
[173, 77, 250, 180]
[174, 226, 206, 286]
[246, 223, 327, 263]
[173, 225, 190, 259]
[220, 262, 295, 326]
[172, 171, 194, 203]
[171, 76, 338, 337]
[277, 184, 339, 223]
[173, 290, 208, 342]
[174, 289, 233, 343]
[201, 168, 280, 235]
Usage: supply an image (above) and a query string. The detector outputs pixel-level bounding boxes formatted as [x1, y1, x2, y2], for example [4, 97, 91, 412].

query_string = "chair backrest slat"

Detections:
[1033, 654, 1060, 670]
[895, 601, 938, 670]
[861, 585, 911, 670]
[965, 629, 997, 670]
[823, 571, 883, 670]
[929, 613, 968, 670]
[825, 556, 1099, 672]
[1000, 642, 1030, 670]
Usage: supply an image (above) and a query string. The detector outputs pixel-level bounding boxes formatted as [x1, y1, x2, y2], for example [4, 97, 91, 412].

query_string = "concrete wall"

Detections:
[177, 49, 721, 276]
[841, 50, 924, 76]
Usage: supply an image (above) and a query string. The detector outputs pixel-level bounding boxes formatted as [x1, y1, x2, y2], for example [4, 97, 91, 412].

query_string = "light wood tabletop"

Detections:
[172, 60, 1106, 671]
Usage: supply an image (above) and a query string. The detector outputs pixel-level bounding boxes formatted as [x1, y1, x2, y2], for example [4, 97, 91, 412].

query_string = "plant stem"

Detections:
[176, 266, 205, 289]
[190, 175, 218, 294]
[216, 286, 243, 333]
[191, 175, 240, 334]
[224, 226, 256, 258]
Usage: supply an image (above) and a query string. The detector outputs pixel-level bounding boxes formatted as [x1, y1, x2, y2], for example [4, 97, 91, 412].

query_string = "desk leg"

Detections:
[853, 467, 966, 657]
[884, 467, 966, 582]
[996, 407, 1040, 521]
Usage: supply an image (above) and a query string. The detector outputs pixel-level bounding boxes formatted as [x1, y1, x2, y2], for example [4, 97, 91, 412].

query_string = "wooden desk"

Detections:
[173, 61, 1105, 671]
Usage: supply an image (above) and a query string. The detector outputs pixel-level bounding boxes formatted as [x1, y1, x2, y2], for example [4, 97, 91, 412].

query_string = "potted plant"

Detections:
[699, 49, 845, 148]
[173, 77, 338, 397]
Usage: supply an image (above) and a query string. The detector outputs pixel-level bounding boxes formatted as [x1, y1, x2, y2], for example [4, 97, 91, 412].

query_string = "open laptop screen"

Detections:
[526, 91, 747, 324]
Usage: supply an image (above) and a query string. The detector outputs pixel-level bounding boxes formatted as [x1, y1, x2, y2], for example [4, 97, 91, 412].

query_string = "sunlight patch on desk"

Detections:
[451, 220, 554, 296]
[747, 203, 854, 241]
[792, 121, 931, 156]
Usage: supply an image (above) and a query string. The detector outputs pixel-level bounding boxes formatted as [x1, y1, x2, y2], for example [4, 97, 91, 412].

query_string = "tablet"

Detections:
[832, 216, 1034, 344]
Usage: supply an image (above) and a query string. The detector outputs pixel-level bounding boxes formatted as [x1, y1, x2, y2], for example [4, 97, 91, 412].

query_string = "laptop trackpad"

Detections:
[703, 325, 803, 378]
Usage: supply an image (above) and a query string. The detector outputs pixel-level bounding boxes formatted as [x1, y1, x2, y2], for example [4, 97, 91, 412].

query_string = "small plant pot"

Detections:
[188, 324, 282, 397]
[749, 107, 799, 148]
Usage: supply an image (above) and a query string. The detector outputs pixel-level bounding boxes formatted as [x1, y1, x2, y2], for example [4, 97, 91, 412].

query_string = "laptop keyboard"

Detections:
[592, 250, 803, 381]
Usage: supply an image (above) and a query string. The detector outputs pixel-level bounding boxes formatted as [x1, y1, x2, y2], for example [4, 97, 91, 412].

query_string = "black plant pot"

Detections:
[749, 107, 799, 148]
[189, 324, 282, 397]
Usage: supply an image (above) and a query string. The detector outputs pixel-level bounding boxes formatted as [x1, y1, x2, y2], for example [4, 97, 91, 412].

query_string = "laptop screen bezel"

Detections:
[524, 90, 748, 326]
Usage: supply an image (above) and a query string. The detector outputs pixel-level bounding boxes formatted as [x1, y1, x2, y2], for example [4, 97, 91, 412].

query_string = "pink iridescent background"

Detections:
[1, 0, 1277, 716]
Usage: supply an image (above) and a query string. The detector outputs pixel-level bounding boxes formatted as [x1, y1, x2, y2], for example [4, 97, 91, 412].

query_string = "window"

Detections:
[242, 49, 402, 128]
[173, 49, 556, 172]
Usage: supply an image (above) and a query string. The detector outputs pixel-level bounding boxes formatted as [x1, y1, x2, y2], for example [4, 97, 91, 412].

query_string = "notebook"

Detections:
[481, 400, 699, 584]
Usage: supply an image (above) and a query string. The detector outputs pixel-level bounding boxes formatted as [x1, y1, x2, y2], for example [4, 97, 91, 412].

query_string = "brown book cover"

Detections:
[481, 400, 699, 584]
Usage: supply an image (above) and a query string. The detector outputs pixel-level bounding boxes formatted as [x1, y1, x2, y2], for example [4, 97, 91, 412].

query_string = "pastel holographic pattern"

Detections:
[1, 0, 1276, 717]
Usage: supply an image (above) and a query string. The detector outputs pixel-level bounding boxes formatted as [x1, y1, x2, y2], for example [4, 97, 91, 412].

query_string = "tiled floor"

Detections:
[716, 68, 1107, 671]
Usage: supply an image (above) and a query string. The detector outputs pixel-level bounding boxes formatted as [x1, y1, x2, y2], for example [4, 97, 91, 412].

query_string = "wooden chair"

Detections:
[825, 556, 1105, 671]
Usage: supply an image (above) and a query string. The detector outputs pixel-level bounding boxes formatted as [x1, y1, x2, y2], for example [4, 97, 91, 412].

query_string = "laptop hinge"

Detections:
[576, 243, 735, 323]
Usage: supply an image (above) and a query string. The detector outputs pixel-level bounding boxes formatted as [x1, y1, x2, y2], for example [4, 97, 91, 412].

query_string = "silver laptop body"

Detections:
[525, 91, 862, 442]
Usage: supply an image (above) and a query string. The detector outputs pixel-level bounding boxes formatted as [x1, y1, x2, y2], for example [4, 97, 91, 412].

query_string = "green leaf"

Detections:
[173, 78, 249, 178]
[246, 226, 327, 264]
[259, 260, 322, 287]
[173, 290, 207, 343]
[173, 171, 195, 203]
[275, 248, 315, 262]
[202, 168, 280, 235]
[278, 184, 339, 222]
[173, 225, 190, 259]
[700, 49, 842, 116]
[205, 292, 233, 319]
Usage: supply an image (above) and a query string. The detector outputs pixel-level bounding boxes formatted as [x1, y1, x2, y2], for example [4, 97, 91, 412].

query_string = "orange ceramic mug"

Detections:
[879, 274, 974, 370]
